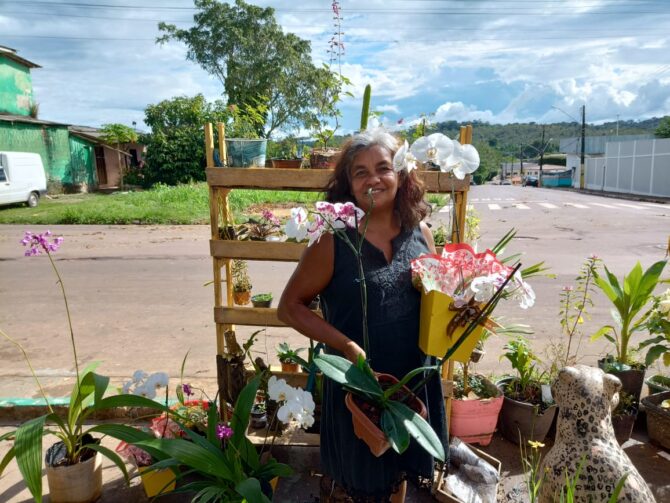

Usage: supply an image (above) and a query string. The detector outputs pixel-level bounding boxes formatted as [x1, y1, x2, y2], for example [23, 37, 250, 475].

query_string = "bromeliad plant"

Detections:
[590, 259, 667, 367]
[0, 231, 167, 503]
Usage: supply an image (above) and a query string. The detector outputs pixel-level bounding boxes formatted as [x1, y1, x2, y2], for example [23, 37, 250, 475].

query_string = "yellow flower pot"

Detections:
[138, 466, 177, 497]
[418, 289, 485, 362]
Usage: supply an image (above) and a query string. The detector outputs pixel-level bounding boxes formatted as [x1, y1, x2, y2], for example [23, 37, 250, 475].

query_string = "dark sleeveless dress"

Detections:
[319, 226, 448, 501]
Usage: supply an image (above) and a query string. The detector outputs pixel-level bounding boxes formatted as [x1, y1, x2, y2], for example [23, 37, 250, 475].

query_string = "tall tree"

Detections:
[99, 123, 138, 191]
[158, 0, 320, 138]
[655, 116, 670, 138]
[142, 94, 229, 186]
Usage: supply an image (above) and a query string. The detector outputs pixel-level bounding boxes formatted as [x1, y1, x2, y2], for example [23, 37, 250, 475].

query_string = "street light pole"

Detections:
[580, 105, 586, 189]
[539, 125, 546, 187]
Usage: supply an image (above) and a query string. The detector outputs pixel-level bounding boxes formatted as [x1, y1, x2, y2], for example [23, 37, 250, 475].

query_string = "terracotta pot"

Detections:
[233, 290, 251, 305]
[450, 393, 503, 446]
[281, 362, 301, 373]
[139, 466, 177, 497]
[271, 159, 302, 169]
[309, 149, 339, 169]
[345, 373, 427, 457]
[46, 452, 102, 503]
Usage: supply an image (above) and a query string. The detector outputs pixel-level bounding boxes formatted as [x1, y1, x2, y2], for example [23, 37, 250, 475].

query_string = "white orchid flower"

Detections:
[393, 140, 418, 172]
[469, 273, 506, 303]
[506, 272, 536, 309]
[410, 133, 454, 170]
[132, 384, 155, 399]
[268, 376, 295, 402]
[284, 207, 309, 242]
[132, 370, 148, 383]
[444, 142, 480, 179]
[145, 372, 169, 391]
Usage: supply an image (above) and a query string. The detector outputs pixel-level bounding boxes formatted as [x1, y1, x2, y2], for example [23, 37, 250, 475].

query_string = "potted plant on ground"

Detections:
[641, 391, 670, 450]
[611, 390, 638, 444]
[591, 259, 667, 404]
[0, 231, 167, 503]
[276, 342, 307, 373]
[237, 209, 281, 241]
[639, 287, 670, 394]
[232, 259, 252, 305]
[497, 336, 557, 445]
[252, 292, 273, 308]
[450, 364, 503, 446]
[271, 136, 303, 169]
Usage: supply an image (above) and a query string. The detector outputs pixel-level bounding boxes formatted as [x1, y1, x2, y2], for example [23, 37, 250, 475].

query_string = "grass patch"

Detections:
[0, 183, 323, 225]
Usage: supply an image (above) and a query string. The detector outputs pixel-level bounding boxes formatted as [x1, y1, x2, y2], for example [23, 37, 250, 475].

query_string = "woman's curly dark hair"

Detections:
[324, 129, 429, 229]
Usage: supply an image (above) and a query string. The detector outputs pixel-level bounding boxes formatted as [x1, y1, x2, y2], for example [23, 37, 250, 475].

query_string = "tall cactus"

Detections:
[360, 84, 371, 131]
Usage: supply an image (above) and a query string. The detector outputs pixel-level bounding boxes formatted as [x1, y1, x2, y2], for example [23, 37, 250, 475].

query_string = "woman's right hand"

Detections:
[342, 340, 366, 364]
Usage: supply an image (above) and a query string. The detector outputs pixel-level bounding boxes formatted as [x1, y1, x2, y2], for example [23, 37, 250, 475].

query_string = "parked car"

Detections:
[0, 152, 47, 207]
[523, 176, 539, 187]
[501, 179, 512, 185]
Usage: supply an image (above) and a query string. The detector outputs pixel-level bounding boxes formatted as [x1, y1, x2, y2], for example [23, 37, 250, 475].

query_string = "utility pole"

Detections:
[616, 114, 619, 136]
[539, 125, 546, 187]
[519, 145, 524, 181]
[580, 104, 586, 189]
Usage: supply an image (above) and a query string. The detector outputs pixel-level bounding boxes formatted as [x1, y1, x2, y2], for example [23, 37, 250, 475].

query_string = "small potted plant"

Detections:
[271, 136, 303, 169]
[591, 260, 667, 404]
[640, 287, 670, 394]
[641, 391, 670, 450]
[611, 390, 637, 445]
[237, 209, 281, 241]
[277, 342, 307, 373]
[497, 336, 557, 445]
[232, 259, 252, 305]
[251, 293, 273, 308]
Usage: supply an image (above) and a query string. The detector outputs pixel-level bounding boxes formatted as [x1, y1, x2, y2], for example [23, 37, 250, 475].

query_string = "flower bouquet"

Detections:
[411, 238, 535, 362]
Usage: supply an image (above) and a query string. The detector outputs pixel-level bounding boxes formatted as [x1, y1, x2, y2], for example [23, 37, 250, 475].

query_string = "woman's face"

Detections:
[349, 144, 399, 212]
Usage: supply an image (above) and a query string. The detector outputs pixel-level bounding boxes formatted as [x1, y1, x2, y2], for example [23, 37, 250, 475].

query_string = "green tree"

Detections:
[655, 116, 670, 138]
[158, 0, 320, 138]
[99, 123, 138, 191]
[472, 141, 503, 184]
[142, 94, 229, 186]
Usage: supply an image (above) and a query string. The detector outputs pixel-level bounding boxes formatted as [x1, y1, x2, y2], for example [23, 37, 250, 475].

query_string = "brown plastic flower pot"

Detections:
[233, 290, 251, 305]
[345, 373, 427, 457]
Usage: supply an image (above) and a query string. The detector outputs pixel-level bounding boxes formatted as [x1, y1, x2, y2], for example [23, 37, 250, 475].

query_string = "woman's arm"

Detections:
[420, 221, 438, 254]
[277, 233, 366, 363]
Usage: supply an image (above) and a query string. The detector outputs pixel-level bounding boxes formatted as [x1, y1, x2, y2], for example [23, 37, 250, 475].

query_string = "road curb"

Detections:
[554, 187, 670, 204]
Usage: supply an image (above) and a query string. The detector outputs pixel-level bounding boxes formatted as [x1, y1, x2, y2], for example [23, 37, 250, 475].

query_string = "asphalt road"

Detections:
[0, 185, 668, 399]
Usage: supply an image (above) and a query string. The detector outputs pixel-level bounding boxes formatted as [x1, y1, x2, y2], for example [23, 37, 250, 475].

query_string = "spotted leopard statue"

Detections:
[538, 365, 655, 503]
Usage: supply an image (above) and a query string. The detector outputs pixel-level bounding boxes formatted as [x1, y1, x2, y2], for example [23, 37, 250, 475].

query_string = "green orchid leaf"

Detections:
[235, 477, 271, 503]
[381, 408, 409, 454]
[0, 429, 15, 442]
[645, 344, 669, 366]
[0, 445, 16, 478]
[253, 457, 293, 480]
[491, 228, 516, 255]
[230, 375, 260, 449]
[15, 415, 47, 503]
[84, 443, 129, 484]
[86, 423, 166, 461]
[137, 438, 233, 480]
[91, 394, 168, 414]
[386, 401, 445, 461]
[382, 366, 438, 400]
[68, 370, 98, 431]
[314, 354, 382, 397]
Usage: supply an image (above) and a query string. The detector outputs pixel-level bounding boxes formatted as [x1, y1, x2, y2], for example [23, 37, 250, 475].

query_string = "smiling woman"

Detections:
[278, 128, 446, 502]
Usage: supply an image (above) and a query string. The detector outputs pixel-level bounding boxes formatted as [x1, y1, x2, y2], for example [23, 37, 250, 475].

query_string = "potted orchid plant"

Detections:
[0, 231, 168, 503]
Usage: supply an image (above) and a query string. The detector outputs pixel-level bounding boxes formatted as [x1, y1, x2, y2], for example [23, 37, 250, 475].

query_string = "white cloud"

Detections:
[434, 102, 498, 124]
[375, 104, 400, 114]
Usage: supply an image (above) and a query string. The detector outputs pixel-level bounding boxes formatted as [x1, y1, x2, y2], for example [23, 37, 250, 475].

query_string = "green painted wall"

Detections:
[0, 122, 72, 189]
[68, 136, 96, 187]
[0, 56, 34, 116]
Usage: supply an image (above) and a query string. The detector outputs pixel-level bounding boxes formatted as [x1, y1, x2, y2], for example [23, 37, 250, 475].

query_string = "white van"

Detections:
[0, 152, 47, 207]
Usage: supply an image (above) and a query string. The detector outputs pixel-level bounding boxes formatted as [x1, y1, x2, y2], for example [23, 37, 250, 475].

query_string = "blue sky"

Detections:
[2, 0, 670, 135]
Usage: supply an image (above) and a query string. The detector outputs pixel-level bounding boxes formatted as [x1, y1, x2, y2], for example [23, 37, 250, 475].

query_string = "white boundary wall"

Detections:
[584, 138, 670, 197]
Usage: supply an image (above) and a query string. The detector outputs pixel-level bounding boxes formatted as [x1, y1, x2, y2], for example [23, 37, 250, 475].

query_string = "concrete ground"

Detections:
[1, 185, 669, 500]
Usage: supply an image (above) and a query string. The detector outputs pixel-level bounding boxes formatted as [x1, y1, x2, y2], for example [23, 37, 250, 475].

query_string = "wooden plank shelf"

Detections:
[206, 167, 470, 193]
[210, 239, 306, 261]
[214, 306, 322, 326]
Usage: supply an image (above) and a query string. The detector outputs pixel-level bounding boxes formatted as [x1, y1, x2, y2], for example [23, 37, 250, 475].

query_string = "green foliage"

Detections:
[135, 375, 292, 502]
[501, 337, 540, 394]
[472, 141, 503, 184]
[360, 84, 371, 131]
[305, 67, 352, 148]
[276, 341, 307, 365]
[0, 184, 320, 225]
[638, 288, 670, 367]
[556, 256, 601, 372]
[100, 123, 139, 190]
[232, 259, 252, 292]
[158, 0, 322, 138]
[141, 94, 229, 186]
[655, 116, 670, 138]
[590, 260, 667, 364]
[314, 354, 444, 461]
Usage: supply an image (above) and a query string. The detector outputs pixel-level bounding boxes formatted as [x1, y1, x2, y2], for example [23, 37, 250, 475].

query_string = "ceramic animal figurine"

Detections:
[538, 365, 655, 503]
